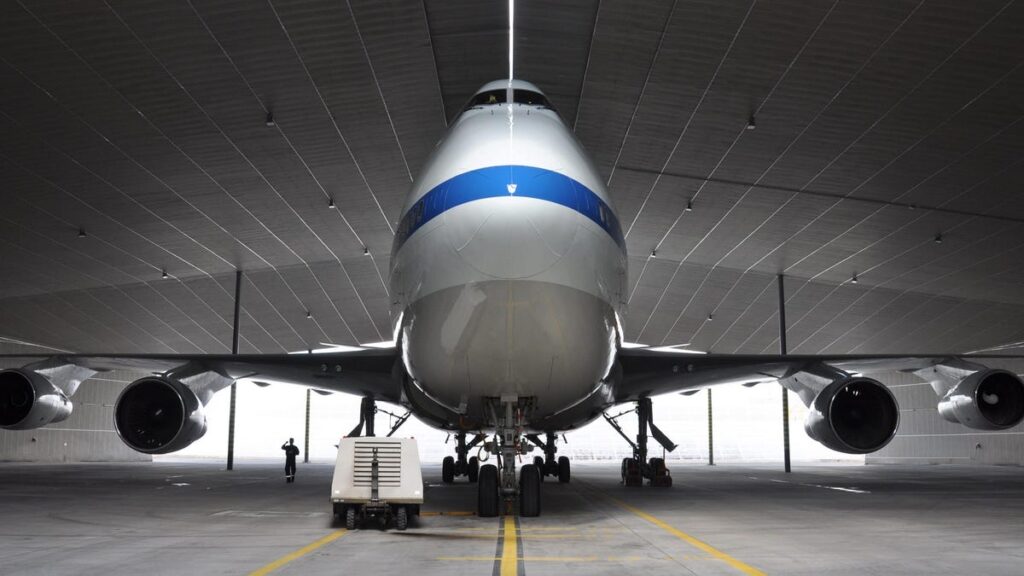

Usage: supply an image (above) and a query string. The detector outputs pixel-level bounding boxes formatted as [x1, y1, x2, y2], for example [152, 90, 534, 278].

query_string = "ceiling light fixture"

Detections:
[685, 199, 693, 212]
[328, 197, 335, 209]
[851, 273, 858, 284]
[306, 311, 312, 319]
[651, 249, 657, 258]
[706, 313, 714, 322]
[265, 111, 275, 127]
[78, 228, 86, 238]
[161, 269, 168, 279]
[934, 233, 943, 244]
[363, 247, 369, 256]
[746, 114, 756, 130]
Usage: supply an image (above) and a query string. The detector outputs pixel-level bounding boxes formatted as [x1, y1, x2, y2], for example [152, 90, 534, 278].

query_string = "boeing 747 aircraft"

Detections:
[2, 80, 1022, 517]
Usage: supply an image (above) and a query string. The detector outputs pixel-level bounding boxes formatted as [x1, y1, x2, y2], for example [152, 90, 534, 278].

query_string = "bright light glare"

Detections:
[647, 346, 707, 355]
[508, 0, 514, 81]
[289, 345, 364, 354]
[620, 342, 648, 349]
[360, 340, 397, 349]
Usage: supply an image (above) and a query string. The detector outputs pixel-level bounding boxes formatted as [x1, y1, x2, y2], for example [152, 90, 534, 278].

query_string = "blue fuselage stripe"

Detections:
[394, 165, 625, 251]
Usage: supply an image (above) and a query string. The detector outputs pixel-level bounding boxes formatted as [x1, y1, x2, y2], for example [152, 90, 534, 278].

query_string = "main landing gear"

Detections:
[476, 395, 544, 518]
[604, 397, 676, 487]
[441, 432, 485, 483]
[348, 397, 412, 439]
[525, 432, 570, 483]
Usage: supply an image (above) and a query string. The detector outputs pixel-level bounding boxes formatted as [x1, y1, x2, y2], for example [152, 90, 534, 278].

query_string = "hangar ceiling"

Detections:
[1, 0, 1023, 356]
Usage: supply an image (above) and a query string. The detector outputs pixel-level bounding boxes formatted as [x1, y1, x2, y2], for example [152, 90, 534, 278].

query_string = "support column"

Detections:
[778, 274, 791, 474]
[227, 270, 242, 471]
[707, 389, 714, 466]
[304, 389, 310, 464]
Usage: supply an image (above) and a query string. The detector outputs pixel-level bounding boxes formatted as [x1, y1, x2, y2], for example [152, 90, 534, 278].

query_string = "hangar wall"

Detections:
[0, 345, 150, 463]
[868, 360, 1024, 466]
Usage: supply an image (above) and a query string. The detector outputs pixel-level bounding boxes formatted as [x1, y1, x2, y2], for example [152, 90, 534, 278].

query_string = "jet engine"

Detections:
[804, 377, 899, 454]
[0, 369, 73, 430]
[114, 376, 207, 454]
[937, 369, 1024, 430]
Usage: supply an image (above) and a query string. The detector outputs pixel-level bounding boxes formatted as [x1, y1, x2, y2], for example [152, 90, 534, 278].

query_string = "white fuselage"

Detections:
[389, 80, 627, 431]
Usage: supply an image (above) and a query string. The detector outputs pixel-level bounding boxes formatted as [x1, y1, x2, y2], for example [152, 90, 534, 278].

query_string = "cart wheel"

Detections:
[345, 507, 357, 530]
[468, 456, 479, 483]
[396, 506, 408, 531]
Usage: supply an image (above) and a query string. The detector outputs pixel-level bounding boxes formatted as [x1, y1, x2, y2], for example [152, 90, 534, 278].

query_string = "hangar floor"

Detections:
[1, 460, 1022, 575]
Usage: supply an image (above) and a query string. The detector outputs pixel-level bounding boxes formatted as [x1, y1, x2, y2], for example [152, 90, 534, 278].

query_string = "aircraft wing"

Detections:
[614, 350, 1024, 455]
[0, 349, 403, 403]
[615, 350, 1024, 402]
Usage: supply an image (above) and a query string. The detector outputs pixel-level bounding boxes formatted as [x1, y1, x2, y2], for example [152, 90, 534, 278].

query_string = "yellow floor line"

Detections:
[500, 516, 518, 576]
[439, 555, 656, 562]
[608, 497, 765, 576]
[248, 529, 348, 576]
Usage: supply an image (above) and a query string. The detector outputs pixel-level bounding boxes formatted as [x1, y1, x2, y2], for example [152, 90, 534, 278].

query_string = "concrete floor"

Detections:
[1, 460, 1023, 575]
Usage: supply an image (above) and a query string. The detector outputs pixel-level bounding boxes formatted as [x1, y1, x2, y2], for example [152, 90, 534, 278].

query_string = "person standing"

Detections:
[281, 438, 300, 483]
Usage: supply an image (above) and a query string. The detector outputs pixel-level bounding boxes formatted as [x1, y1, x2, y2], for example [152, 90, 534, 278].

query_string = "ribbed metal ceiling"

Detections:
[1, 0, 1022, 356]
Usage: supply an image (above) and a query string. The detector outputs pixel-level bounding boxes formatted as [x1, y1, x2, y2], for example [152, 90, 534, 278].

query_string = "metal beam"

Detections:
[778, 274, 791, 474]
[227, 270, 242, 471]
[707, 388, 714, 466]
[304, 389, 310, 464]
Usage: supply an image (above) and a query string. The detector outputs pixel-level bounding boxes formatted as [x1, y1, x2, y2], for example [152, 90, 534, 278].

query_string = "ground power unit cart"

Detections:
[331, 437, 423, 530]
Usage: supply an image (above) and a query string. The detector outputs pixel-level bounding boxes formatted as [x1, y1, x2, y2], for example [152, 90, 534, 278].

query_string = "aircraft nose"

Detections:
[444, 167, 579, 279]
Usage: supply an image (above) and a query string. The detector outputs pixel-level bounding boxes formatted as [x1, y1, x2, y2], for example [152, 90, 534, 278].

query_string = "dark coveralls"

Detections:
[282, 443, 300, 482]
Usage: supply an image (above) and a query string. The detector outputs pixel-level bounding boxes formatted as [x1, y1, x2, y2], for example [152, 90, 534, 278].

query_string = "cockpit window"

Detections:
[513, 89, 556, 110]
[462, 88, 557, 112]
[464, 89, 507, 111]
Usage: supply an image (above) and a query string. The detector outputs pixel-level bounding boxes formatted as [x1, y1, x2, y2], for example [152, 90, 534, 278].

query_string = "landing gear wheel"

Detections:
[468, 456, 479, 483]
[519, 464, 541, 517]
[395, 506, 408, 531]
[442, 455, 455, 483]
[345, 507, 357, 530]
[621, 457, 642, 487]
[477, 464, 500, 517]
[648, 457, 672, 487]
[557, 456, 570, 483]
[533, 455, 544, 468]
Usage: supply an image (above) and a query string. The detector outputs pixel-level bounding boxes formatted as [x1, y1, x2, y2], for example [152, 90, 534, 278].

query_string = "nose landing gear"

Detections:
[476, 395, 542, 517]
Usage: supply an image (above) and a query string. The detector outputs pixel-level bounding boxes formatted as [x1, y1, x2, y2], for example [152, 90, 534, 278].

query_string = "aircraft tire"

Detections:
[442, 456, 455, 483]
[468, 456, 479, 483]
[478, 464, 500, 517]
[345, 507, 357, 530]
[520, 464, 541, 517]
[558, 456, 570, 483]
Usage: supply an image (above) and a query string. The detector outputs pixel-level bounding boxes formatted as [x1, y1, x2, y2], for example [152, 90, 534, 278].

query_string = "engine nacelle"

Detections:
[114, 376, 207, 454]
[938, 369, 1024, 430]
[0, 369, 73, 430]
[804, 377, 899, 454]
